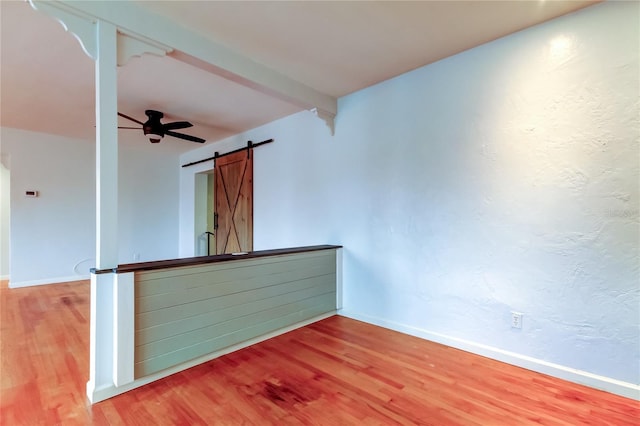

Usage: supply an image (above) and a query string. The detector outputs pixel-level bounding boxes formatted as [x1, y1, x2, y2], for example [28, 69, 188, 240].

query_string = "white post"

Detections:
[95, 21, 118, 269]
[336, 248, 343, 310]
[87, 273, 114, 401]
[87, 19, 119, 403]
[27, 2, 173, 403]
[113, 272, 135, 386]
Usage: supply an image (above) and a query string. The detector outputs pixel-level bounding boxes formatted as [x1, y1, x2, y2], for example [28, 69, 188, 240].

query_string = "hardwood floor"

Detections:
[1, 280, 638, 425]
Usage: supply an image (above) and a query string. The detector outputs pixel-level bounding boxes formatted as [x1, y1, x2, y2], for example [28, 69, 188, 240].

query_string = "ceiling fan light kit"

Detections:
[146, 133, 163, 143]
[117, 109, 206, 144]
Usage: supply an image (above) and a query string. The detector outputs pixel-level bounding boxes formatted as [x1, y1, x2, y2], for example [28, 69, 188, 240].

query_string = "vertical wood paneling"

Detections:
[134, 249, 338, 378]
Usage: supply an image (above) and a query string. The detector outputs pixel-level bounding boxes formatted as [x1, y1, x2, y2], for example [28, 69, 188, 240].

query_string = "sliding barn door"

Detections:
[214, 149, 253, 254]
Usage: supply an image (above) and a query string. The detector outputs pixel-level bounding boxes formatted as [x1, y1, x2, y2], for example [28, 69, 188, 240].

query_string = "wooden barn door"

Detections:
[214, 149, 253, 254]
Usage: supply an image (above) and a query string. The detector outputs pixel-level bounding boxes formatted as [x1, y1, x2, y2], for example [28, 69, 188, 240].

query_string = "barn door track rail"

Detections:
[181, 139, 274, 168]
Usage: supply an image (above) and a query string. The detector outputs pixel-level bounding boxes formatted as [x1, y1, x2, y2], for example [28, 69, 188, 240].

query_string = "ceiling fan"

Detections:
[118, 110, 206, 143]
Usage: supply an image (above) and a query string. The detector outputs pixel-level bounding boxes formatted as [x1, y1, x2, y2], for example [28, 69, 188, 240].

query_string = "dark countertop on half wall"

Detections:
[91, 245, 342, 274]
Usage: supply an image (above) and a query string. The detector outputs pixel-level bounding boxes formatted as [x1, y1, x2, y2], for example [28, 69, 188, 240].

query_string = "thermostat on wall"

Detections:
[25, 190, 39, 198]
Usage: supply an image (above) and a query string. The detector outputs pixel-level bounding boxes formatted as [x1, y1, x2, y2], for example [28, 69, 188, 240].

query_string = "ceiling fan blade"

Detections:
[163, 121, 193, 131]
[165, 130, 206, 143]
[117, 112, 144, 125]
[118, 126, 141, 129]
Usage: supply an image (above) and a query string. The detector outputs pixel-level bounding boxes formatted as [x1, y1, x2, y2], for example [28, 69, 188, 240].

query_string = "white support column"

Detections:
[113, 272, 135, 386]
[87, 19, 119, 403]
[95, 20, 119, 270]
[336, 248, 343, 310]
[29, 2, 169, 404]
[87, 272, 114, 401]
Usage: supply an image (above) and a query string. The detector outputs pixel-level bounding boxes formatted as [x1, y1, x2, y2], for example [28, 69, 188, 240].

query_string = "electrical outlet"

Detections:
[511, 311, 523, 329]
[133, 253, 140, 261]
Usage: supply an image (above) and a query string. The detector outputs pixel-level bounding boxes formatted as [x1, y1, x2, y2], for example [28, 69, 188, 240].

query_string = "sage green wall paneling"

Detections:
[137, 275, 333, 345]
[136, 260, 334, 312]
[136, 273, 330, 329]
[136, 251, 334, 297]
[135, 294, 335, 377]
[133, 249, 338, 378]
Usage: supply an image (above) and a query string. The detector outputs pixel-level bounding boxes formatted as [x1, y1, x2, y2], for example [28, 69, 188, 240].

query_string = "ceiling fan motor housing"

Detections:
[143, 110, 164, 142]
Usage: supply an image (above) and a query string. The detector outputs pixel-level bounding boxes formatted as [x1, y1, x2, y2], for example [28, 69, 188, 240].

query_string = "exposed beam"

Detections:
[27, 0, 98, 60]
[56, 0, 337, 119]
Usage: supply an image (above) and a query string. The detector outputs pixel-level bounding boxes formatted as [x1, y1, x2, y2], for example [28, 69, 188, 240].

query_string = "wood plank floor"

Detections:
[1, 279, 638, 425]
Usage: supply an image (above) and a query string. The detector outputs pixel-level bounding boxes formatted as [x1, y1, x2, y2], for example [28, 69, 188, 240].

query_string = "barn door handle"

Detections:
[203, 231, 214, 256]
[214, 213, 219, 230]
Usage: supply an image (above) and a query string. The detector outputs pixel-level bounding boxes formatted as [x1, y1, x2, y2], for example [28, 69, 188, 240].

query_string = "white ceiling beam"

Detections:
[54, 0, 337, 123]
[27, 0, 98, 60]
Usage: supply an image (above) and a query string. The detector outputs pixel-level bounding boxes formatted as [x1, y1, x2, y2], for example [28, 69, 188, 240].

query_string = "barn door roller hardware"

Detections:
[181, 139, 273, 168]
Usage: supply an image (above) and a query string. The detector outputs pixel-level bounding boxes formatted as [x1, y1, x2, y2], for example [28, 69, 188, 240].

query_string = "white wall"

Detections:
[0, 158, 10, 278]
[1, 127, 180, 286]
[180, 1, 639, 391]
[117, 146, 180, 264]
[335, 1, 639, 389]
[2, 128, 96, 285]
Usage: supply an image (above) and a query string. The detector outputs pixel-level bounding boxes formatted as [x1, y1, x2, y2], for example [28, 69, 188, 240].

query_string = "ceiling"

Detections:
[1, 0, 598, 154]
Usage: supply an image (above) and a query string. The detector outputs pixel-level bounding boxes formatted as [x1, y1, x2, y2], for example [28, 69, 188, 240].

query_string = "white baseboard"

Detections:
[87, 311, 337, 403]
[9, 274, 90, 288]
[0, 274, 9, 281]
[338, 309, 639, 401]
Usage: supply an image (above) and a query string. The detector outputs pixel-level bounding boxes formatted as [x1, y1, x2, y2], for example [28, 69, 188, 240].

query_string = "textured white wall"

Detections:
[334, 1, 639, 386]
[180, 1, 639, 388]
[2, 127, 180, 285]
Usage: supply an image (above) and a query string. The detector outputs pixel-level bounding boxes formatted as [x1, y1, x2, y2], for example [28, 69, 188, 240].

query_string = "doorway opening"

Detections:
[194, 171, 215, 256]
[192, 148, 254, 256]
